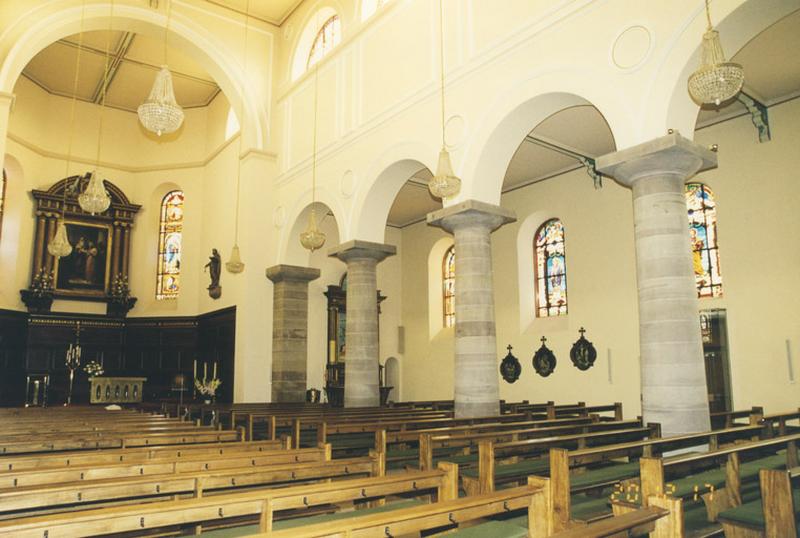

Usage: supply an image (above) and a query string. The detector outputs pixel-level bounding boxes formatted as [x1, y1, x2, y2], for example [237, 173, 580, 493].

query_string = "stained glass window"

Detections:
[534, 219, 567, 317]
[156, 190, 184, 300]
[443, 245, 455, 328]
[0, 169, 6, 241]
[307, 15, 341, 69]
[686, 183, 722, 298]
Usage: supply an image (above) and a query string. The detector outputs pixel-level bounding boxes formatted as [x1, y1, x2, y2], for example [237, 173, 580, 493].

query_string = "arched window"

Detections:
[307, 15, 341, 69]
[442, 245, 455, 327]
[534, 219, 567, 317]
[0, 169, 6, 241]
[686, 183, 722, 298]
[156, 190, 184, 300]
[362, 0, 390, 20]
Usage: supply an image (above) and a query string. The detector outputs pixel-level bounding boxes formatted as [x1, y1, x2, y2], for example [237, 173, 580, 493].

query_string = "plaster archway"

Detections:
[460, 69, 630, 206]
[350, 142, 435, 243]
[647, 0, 800, 140]
[0, 1, 267, 151]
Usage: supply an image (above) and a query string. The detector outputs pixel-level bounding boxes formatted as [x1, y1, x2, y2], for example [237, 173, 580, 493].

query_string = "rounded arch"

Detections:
[460, 69, 631, 205]
[0, 1, 267, 150]
[384, 356, 400, 402]
[290, 4, 340, 81]
[351, 142, 435, 243]
[278, 191, 345, 266]
[649, 0, 799, 139]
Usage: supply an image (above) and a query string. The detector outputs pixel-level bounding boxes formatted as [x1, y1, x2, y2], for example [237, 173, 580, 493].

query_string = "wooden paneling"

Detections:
[0, 307, 235, 406]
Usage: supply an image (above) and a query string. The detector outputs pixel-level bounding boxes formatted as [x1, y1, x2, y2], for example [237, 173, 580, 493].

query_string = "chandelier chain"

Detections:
[94, 0, 115, 167]
[704, 0, 712, 30]
[62, 0, 88, 211]
[233, 0, 250, 245]
[439, 0, 446, 148]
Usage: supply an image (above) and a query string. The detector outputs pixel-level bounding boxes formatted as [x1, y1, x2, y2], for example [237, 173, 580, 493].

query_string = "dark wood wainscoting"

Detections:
[0, 306, 235, 407]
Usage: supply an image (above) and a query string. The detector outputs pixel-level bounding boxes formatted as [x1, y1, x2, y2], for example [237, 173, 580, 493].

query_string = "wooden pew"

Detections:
[467, 425, 661, 496]
[0, 449, 383, 515]
[254, 478, 555, 538]
[550, 506, 669, 537]
[0, 444, 329, 488]
[718, 466, 800, 538]
[0, 463, 458, 537]
[543, 425, 767, 531]
[761, 408, 800, 436]
[711, 406, 764, 429]
[0, 438, 286, 472]
[414, 418, 643, 472]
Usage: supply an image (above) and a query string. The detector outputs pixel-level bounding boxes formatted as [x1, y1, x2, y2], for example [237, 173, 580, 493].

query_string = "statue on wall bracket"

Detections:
[205, 248, 222, 299]
[570, 327, 598, 371]
[532, 336, 557, 377]
[500, 344, 522, 383]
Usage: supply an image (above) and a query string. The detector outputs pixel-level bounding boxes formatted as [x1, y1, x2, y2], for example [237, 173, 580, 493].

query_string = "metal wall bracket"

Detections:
[525, 135, 603, 189]
[737, 92, 771, 143]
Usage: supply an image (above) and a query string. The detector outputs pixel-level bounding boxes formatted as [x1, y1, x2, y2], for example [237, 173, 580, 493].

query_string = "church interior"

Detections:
[0, 0, 798, 536]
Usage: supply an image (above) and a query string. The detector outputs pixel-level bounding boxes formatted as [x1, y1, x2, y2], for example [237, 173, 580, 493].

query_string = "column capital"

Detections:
[427, 199, 516, 234]
[596, 132, 717, 188]
[328, 240, 396, 263]
[266, 264, 321, 284]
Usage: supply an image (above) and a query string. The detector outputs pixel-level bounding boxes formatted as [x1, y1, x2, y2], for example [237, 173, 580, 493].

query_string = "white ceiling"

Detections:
[388, 10, 800, 228]
[22, 30, 220, 113]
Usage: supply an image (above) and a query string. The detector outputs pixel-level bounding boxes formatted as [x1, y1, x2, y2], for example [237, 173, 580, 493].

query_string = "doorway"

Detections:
[700, 309, 733, 415]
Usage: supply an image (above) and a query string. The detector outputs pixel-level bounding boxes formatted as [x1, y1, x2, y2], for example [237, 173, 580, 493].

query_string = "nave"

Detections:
[0, 401, 797, 536]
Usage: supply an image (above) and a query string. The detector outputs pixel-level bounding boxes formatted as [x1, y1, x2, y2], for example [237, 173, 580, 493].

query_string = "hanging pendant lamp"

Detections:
[48, 219, 73, 258]
[687, 0, 744, 106]
[428, 0, 461, 200]
[138, 1, 184, 135]
[79, 171, 111, 215]
[299, 61, 326, 252]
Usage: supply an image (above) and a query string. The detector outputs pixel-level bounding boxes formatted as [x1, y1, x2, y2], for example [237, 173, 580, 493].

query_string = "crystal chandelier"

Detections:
[300, 208, 326, 251]
[688, 0, 744, 106]
[138, 1, 184, 136]
[48, 219, 73, 258]
[299, 63, 326, 252]
[226, 0, 251, 274]
[428, 0, 461, 200]
[138, 66, 184, 136]
[79, 171, 111, 215]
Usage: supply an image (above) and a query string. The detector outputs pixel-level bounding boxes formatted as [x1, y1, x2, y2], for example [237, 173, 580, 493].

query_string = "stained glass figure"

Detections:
[0, 169, 6, 241]
[534, 219, 567, 317]
[156, 190, 184, 300]
[307, 15, 341, 69]
[443, 245, 455, 328]
[686, 183, 722, 298]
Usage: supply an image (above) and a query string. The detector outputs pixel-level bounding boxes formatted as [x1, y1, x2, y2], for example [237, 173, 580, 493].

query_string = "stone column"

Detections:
[266, 264, 321, 402]
[428, 200, 516, 418]
[329, 240, 396, 408]
[597, 132, 717, 437]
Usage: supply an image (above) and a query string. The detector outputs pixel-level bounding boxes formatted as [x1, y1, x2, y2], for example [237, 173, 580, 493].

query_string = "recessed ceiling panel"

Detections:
[387, 179, 442, 228]
[62, 30, 125, 53]
[532, 106, 616, 157]
[23, 42, 109, 101]
[503, 140, 577, 191]
[208, 0, 302, 25]
[125, 34, 215, 82]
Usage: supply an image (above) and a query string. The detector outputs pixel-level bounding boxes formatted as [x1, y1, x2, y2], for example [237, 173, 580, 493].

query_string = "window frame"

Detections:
[155, 190, 184, 301]
[686, 182, 723, 298]
[442, 244, 455, 328]
[306, 14, 341, 70]
[533, 218, 568, 318]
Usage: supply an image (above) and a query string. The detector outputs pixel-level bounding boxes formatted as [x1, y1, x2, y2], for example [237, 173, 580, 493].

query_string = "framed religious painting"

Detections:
[53, 221, 113, 297]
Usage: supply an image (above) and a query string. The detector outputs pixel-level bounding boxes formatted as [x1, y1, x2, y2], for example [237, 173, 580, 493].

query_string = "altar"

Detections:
[90, 376, 147, 404]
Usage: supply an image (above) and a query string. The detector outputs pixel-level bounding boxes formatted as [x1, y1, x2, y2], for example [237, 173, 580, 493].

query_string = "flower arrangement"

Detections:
[84, 360, 104, 377]
[30, 269, 54, 297]
[110, 274, 131, 299]
[195, 378, 221, 397]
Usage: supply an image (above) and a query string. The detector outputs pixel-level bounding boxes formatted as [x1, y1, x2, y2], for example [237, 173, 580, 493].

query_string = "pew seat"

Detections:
[718, 492, 800, 536]
[200, 499, 427, 537]
[445, 519, 529, 537]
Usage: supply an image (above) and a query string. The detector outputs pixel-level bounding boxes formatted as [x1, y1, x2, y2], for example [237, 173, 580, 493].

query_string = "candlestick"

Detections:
[213, 361, 217, 380]
[193, 359, 197, 381]
[203, 362, 207, 382]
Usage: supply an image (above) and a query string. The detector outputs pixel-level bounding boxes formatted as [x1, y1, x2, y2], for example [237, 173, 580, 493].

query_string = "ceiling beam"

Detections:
[91, 32, 135, 104]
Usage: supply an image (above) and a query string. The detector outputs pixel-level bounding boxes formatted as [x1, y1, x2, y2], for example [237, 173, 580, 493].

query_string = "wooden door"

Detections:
[700, 310, 732, 414]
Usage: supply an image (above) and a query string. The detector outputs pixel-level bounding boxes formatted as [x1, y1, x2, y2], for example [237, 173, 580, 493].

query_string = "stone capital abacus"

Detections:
[328, 239, 396, 263]
[266, 264, 321, 284]
[427, 199, 517, 234]
[596, 132, 717, 188]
